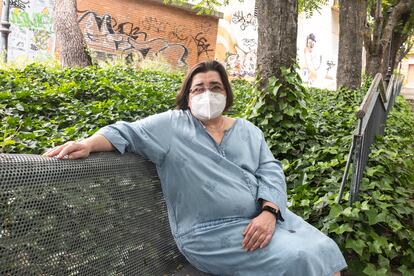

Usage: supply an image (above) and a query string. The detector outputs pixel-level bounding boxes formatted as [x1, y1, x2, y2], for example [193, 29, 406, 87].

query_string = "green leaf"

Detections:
[328, 205, 342, 219]
[331, 223, 353, 234]
[365, 208, 379, 225]
[362, 264, 388, 276]
[346, 239, 365, 256]
[16, 103, 25, 111]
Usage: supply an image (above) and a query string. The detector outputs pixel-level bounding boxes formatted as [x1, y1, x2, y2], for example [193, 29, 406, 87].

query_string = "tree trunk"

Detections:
[336, 0, 367, 90]
[365, 54, 382, 77]
[383, 31, 404, 76]
[256, 0, 298, 90]
[54, 0, 92, 67]
[364, 0, 414, 77]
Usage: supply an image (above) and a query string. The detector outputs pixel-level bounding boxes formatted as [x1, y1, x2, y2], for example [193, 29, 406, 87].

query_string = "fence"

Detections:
[338, 73, 404, 206]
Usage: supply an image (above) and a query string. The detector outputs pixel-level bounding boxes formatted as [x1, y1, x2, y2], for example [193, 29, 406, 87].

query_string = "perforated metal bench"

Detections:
[0, 153, 210, 275]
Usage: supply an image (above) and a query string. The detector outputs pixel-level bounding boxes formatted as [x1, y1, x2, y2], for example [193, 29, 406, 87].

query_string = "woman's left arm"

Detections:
[242, 132, 287, 251]
[255, 133, 287, 220]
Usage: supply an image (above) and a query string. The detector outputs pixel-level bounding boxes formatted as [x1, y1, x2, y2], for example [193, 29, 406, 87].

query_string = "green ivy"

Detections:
[1, 64, 414, 274]
[245, 67, 313, 161]
[243, 70, 414, 274]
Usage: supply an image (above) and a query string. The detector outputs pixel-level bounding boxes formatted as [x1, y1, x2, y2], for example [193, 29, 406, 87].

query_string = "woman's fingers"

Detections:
[242, 213, 277, 251]
[43, 144, 66, 157]
[243, 228, 260, 251]
[250, 233, 267, 251]
[43, 141, 89, 160]
[242, 222, 252, 236]
[242, 224, 255, 246]
[259, 234, 273, 249]
[68, 149, 88, 160]
[57, 143, 82, 159]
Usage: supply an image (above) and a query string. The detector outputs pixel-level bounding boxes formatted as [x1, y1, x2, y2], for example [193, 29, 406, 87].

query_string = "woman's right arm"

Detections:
[44, 110, 173, 163]
[43, 134, 114, 160]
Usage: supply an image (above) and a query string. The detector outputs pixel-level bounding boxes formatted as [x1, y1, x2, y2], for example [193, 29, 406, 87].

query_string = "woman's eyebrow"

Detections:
[209, 81, 224, 86]
[192, 81, 223, 86]
[192, 82, 204, 87]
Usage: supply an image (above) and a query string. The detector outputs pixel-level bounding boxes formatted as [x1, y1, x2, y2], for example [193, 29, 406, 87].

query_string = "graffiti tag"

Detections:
[78, 10, 189, 66]
[192, 32, 213, 59]
[232, 11, 257, 31]
[10, 0, 30, 9]
[10, 9, 53, 32]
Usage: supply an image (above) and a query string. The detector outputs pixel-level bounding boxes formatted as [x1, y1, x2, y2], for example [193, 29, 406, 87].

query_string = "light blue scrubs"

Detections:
[97, 109, 347, 276]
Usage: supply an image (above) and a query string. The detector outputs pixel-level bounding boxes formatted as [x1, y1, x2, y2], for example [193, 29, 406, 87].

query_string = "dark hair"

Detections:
[175, 60, 233, 112]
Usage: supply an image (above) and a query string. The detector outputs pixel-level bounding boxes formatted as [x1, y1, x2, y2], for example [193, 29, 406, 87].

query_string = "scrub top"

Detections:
[97, 109, 347, 276]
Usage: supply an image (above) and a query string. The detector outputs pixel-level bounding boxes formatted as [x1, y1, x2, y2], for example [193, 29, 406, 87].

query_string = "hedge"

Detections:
[1, 64, 414, 275]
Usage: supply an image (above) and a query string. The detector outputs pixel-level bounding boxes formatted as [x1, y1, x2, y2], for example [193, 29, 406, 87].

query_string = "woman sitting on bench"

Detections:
[45, 60, 347, 276]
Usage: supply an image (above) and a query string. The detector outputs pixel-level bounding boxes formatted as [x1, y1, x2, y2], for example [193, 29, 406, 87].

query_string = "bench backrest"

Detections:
[0, 153, 186, 275]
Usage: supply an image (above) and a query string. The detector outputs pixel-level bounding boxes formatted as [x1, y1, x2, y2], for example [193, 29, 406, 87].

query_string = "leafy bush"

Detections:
[244, 70, 414, 274]
[1, 64, 414, 274]
[0, 64, 179, 153]
[0, 64, 251, 154]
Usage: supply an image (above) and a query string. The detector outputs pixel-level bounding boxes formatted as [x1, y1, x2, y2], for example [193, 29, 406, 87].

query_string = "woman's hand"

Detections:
[43, 141, 91, 160]
[242, 211, 276, 251]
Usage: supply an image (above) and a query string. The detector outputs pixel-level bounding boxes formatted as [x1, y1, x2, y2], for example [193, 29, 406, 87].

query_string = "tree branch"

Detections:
[364, 20, 372, 52]
[380, 0, 414, 49]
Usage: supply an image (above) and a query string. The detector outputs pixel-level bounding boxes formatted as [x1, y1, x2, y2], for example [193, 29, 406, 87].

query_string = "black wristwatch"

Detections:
[262, 205, 284, 221]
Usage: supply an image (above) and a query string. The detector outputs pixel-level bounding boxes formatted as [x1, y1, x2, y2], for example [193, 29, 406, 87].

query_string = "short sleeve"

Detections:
[255, 132, 287, 221]
[96, 111, 173, 166]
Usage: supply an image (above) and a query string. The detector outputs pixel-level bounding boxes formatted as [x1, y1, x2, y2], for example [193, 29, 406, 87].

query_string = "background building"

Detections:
[0, 0, 412, 95]
[214, 0, 340, 89]
[400, 45, 414, 104]
[1, 0, 221, 69]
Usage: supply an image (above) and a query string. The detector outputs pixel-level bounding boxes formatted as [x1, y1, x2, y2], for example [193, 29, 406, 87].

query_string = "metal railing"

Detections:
[337, 73, 404, 206]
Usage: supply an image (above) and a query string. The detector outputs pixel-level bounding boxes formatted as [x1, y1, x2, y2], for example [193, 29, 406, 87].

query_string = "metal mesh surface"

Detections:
[0, 153, 192, 275]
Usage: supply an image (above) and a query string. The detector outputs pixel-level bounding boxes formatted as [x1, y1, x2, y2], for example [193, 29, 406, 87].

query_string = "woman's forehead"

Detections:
[192, 71, 223, 85]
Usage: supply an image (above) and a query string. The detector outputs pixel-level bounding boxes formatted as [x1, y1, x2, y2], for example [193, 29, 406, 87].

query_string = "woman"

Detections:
[45, 60, 347, 276]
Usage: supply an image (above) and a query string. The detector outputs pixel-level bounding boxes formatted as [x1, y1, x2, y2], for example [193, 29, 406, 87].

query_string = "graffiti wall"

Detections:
[77, 0, 219, 69]
[8, 0, 55, 61]
[215, 0, 257, 77]
[0, 0, 218, 68]
[215, 0, 340, 89]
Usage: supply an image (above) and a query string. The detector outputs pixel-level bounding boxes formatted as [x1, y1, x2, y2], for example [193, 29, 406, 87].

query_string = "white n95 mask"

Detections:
[191, 90, 226, 121]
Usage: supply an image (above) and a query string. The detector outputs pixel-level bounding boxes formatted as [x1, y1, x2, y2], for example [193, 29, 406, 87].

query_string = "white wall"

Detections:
[297, 2, 339, 90]
[215, 0, 340, 89]
[7, 0, 56, 62]
[214, 0, 258, 78]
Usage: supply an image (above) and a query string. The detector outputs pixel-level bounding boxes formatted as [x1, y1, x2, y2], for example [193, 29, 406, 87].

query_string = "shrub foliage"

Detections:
[1, 64, 414, 275]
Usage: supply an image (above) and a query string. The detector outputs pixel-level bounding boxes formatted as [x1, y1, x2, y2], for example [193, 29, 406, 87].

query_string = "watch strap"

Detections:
[262, 205, 284, 221]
